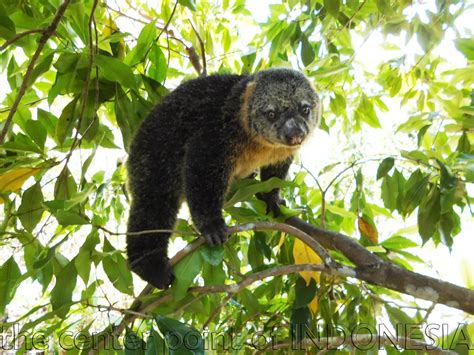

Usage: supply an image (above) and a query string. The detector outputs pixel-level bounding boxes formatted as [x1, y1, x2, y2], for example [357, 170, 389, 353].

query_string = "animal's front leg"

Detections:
[184, 136, 233, 246]
[258, 157, 293, 216]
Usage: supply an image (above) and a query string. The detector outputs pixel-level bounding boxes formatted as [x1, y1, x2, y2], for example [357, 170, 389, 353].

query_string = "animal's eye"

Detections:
[266, 110, 276, 121]
[301, 105, 311, 116]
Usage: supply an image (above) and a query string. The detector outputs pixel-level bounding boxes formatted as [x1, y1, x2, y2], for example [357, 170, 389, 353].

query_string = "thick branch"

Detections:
[0, 0, 72, 144]
[93, 218, 474, 351]
[286, 216, 474, 314]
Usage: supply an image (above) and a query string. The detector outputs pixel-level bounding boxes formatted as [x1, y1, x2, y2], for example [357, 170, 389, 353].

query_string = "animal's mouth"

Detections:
[287, 134, 304, 146]
[261, 136, 304, 148]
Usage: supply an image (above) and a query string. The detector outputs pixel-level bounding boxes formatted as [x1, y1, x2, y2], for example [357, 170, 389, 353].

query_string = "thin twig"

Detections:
[203, 293, 233, 328]
[0, 0, 73, 144]
[157, 0, 179, 42]
[188, 18, 207, 76]
[62, 0, 99, 168]
[0, 29, 45, 51]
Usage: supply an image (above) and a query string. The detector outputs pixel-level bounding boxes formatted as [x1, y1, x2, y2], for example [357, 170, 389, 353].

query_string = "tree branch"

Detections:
[188, 19, 207, 76]
[93, 218, 474, 351]
[0, 29, 45, 51]
[285, 216, 474, 314]
[0, 0, 72, 145]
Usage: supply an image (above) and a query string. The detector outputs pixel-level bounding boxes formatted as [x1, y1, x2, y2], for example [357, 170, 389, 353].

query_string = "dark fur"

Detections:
[127, 68, 320, 289]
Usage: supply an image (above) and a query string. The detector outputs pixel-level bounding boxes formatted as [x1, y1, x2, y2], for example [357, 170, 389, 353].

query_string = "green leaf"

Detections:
[54, 210, 89, 225]
[146, 329, 166, 355]
[37, 109, 58, 137]
[95, 54, 136, 89]
[294, 277, 317, 308]
[51, 261, 77, 318]
[225, 177, 292, 207]
[355, 94, 381, 128]
[375, 0, 391, 14]
[385, 305, 424, 339]
[102, 238, 134, 295]
[54, 168, 77, 200]
[202, 262, 226, 286]
[18, 182, 44, 232]
[0, 257, 22, 315]
[115, 86, 134, 149]
[248, 236, 264, 270]
[455, 38, 474, 60]
[376, 157, 395, 180]
[74, 250, 91, 285]
[456, 131, 471, 153]
[200, 245, 224, 266]
[171, 251, 202, 301]
[401, 150, 429, 165]
[149, 45, 167, 83]
[465, 163, 474, 182]
[74, 231, 99, 285]
[124, 327, 146, 355]
[437, 160, 456, 190]
[238, 288, 261, 313]
[329, 93, 346, 116]
[440, 211, 457, 248]
[300, 34, 315, 67]
[0, 11, 15, 40]
[55, 98, 79, 145]
[125, 22, 156, 67]
[29, 52, 54, 88]
[381, 174, 398, 211]
[24, 120, 47, 151]
[324, 0, 340, 17]
[381, 236, 417, 250]
[154, 315, 204, 355]
[417, 185, 441, 243]
[402, 170, 429, 216]
[178, 0, 197, 11]
[2, 133, 43, 154]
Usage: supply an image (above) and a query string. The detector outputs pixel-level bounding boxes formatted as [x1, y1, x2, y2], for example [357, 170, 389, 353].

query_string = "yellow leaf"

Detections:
[309, 296, 319, 316]
[103, 16, 118, 38]
[0, 168, 41, 203]
[293, 239, 322, 316]
[358, 216, 379, 243]
[293, 238, 322, 285]
[277, 233, 286, 248]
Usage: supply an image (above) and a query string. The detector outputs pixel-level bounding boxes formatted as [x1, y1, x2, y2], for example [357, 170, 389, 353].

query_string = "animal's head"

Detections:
[244, 68, 320, 147]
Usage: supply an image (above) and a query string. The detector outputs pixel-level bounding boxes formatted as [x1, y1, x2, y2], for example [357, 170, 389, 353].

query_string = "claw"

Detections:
[201, 219, 229, 246]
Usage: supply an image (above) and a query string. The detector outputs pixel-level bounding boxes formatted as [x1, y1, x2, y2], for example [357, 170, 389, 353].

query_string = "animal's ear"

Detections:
[242, 81, 257, 105]
[246, 80, 256, 91]
[240, 81, 257, 133]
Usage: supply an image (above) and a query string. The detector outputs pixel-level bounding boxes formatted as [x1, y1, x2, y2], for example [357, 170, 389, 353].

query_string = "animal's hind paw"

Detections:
[130, 255, 175, 289]
[200, 218, 229, 246]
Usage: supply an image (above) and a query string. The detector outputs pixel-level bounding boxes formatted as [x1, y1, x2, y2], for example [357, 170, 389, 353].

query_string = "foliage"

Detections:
[0, 0, 473, 353]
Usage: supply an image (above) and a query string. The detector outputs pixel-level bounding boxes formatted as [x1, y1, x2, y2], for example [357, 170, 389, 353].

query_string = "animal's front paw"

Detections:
[257, 192, 286, 217]
[200, 219, 229, 246]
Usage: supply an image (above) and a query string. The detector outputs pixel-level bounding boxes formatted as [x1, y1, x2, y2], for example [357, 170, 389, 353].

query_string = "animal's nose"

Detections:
[285, 128, 305, 145]
[283, 118, 306, 145]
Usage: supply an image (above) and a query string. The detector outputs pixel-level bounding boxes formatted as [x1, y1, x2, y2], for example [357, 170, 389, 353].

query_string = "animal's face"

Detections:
[247, 69, 320, 147]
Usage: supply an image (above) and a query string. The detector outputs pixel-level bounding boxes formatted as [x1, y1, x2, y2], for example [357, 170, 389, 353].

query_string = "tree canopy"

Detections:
[0, 0, 473, 353]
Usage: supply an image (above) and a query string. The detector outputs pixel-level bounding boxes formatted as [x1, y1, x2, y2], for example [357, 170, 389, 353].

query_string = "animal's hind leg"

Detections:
[126, 152, 183, 289]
